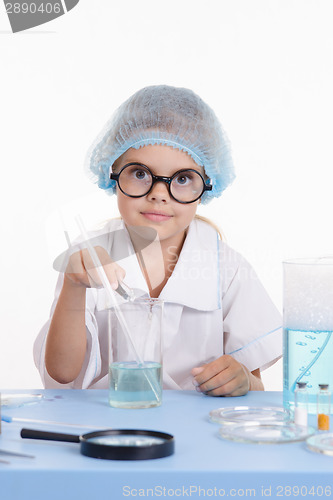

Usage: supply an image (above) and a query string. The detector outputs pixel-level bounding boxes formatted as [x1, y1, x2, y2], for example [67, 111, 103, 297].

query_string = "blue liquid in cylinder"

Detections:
[109, 361, 162, 409]
[283, 328, 333, 413]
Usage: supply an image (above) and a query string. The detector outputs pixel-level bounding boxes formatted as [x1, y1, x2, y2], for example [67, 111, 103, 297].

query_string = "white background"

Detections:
[1, 0, 332, 390]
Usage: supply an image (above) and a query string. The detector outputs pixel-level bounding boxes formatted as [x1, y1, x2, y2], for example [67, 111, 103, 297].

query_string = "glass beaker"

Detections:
[283, 258, 333, 413]
[108, 298, 163, 409]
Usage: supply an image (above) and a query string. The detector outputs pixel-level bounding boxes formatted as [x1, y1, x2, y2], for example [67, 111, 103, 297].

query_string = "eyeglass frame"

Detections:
[110, 162, 212, 204]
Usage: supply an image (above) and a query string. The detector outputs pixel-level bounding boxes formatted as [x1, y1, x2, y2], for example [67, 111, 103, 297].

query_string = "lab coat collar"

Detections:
[159, 219, 221, 311]
[110, 218, 221, 311]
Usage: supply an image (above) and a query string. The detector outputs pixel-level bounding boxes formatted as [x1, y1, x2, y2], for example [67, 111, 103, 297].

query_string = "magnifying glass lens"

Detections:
[87, 435, 166, 447]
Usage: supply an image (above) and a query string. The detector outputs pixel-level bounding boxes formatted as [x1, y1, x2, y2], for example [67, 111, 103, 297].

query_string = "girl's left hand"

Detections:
[191, 355, 263, 397]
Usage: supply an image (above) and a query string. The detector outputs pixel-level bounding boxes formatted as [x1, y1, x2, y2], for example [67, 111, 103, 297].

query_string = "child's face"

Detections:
[114, 145, 203, 247]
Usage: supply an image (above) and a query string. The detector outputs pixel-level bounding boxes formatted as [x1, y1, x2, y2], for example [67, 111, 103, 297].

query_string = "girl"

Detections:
[34, 85, 282, 396]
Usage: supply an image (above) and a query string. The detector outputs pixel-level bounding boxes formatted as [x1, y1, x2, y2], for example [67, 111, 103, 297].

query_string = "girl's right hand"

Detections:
[64, 246, 125, 290]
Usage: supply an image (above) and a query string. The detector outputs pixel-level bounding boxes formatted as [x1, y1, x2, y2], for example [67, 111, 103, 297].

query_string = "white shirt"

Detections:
[34, 218, 282, 390]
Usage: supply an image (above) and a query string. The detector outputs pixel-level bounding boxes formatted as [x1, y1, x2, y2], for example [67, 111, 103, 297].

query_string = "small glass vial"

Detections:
[317, 384, 331, 431]
[294, 382, 308, 426]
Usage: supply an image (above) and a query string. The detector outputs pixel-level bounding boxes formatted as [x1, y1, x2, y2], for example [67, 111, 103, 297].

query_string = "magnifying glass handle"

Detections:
[21, 428, 80, 443]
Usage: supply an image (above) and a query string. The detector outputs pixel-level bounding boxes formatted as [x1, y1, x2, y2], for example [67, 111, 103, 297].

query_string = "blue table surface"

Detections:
[1, 390, 332, 500]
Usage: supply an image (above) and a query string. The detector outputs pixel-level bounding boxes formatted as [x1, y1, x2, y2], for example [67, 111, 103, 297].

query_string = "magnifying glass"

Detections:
[21, 428, 174, 460]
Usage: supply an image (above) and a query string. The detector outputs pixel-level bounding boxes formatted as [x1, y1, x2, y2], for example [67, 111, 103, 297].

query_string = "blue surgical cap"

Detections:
[85, 85, 235, 204]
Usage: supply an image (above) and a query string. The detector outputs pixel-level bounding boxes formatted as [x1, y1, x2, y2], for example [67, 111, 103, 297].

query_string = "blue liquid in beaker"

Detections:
[283, 328, 333, 413]
[109, 361, 162, 409]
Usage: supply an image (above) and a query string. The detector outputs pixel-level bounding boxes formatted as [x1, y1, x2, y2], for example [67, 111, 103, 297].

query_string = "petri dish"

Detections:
[306, 433, 333, 456]
[1, 394, 43, 408]
[218, 421, 315, 444]
[209, 406, 288, 425]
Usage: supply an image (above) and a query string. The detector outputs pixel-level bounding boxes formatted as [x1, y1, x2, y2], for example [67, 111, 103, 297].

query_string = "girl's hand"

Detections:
[64, 246, 125, 290]
[191, 355, 263, 397]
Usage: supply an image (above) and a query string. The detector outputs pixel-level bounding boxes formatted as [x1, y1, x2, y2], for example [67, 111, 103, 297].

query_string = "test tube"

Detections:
[294, 382, 308, 426]
[317, 384, 331, 431]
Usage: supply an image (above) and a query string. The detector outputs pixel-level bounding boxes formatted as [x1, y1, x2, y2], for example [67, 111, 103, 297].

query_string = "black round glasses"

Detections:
[110, 163, 212, 204]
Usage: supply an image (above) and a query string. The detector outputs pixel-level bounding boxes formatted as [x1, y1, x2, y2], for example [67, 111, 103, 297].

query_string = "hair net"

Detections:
[85, 85, 235, 204]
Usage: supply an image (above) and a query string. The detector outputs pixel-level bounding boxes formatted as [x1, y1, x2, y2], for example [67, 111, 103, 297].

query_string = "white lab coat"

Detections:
[34, 218, 282, 390]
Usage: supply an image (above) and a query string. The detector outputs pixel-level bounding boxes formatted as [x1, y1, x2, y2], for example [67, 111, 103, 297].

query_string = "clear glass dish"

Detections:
[306, 433, 333, 456]
[218, 421, 315, 444]
[1, 393, 43, 408]
[209, 406, 288, 425]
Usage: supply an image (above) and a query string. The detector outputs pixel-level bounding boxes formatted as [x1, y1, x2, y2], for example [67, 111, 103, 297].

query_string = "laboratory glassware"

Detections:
[108, 298, 163, 409]
[283, 258, 333, 413]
